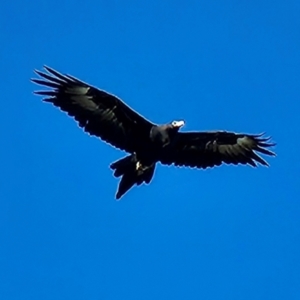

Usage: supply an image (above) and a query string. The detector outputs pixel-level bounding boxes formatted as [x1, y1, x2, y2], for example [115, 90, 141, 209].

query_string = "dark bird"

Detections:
[32, 66, 276, 200]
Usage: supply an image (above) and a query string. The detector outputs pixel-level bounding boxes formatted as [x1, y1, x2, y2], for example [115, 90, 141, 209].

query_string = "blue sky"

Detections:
[1, 0, 300, 299]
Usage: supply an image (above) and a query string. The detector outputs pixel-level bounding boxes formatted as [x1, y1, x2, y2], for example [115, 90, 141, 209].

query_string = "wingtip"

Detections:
[30, 78, 39, 84]
[32, 66, 51, 75]
[43, 65, 52, 72]
[115, 193, 122, 201]
[33, 69, 47, 78]
[262, 160, 270, 167]
[252, 132, 265, 138]
[253, 133, 276, 155]
[43, 65, 55, 75]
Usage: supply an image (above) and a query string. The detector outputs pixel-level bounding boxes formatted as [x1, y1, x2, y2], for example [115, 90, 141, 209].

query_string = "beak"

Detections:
[174, 120, 185, 128]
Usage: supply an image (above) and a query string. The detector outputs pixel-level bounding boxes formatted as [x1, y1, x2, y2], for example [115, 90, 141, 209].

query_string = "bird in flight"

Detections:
[32, 66, 276, 200]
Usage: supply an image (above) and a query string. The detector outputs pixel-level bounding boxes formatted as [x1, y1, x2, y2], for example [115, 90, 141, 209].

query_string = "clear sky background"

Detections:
[1, 1, 299, 299]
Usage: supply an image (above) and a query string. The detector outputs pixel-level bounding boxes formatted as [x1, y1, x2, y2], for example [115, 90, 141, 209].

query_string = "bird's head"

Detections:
[171, 120, 185, 130]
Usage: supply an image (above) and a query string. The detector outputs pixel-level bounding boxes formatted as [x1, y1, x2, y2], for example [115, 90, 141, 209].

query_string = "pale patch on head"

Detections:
[171, 120, 185, 128]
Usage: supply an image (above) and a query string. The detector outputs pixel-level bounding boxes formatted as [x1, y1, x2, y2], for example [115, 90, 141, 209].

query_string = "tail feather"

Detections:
[110, 154, 155, 200]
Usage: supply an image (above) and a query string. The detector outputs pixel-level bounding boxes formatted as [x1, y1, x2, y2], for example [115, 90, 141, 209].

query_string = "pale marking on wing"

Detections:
[65, 86, 90, 95]
[237, 136, 255, 150]
[212, 140, 218, 152]
[70, 94, 98, 111]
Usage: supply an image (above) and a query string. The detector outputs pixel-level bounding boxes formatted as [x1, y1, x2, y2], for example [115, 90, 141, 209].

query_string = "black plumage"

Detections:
[32, 66, 276, 199]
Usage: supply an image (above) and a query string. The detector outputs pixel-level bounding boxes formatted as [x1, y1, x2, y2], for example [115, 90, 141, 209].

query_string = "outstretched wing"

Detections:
[160, 131, 276, 168]
[31, 66, 155, 153]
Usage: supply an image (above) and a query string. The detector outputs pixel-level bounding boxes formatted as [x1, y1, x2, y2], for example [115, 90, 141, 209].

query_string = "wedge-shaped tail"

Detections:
[110, 154, 156, 199]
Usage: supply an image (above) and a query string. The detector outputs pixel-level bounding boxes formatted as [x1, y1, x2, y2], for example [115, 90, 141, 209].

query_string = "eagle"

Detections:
[32, 66, 276, 199]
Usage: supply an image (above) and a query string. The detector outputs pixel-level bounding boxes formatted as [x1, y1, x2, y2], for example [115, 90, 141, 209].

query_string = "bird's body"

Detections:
[32, 66, 276, 199]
